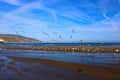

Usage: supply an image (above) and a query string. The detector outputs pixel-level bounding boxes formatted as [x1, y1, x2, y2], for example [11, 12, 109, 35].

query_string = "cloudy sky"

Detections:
[0, 0, 120, 42]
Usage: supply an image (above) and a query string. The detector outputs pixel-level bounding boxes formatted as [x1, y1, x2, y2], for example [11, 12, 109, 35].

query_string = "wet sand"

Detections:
[6, 56, 120, 80]
[0, 56, 101, 80]
[0, 46, 120, 53]
[0, 46, 120, 79]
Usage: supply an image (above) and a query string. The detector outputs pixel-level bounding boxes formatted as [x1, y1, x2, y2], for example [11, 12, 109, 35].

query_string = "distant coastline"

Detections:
[0, 34, 41, 43]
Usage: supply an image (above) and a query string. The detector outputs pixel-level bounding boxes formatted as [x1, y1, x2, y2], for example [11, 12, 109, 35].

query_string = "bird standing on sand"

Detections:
[116, 49, 119, 52]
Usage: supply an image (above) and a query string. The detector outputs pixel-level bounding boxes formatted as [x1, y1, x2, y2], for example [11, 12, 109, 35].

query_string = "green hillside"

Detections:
[0, 34, 41, 43]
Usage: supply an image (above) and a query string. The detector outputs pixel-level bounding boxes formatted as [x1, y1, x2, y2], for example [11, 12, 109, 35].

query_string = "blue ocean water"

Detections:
[0, 50, 120, 68]
[0, 43, 120, 47]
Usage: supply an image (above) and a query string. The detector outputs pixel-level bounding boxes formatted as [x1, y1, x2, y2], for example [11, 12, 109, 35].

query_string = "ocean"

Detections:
[0, 43, 120, 47]
[0, 49, 120, 68]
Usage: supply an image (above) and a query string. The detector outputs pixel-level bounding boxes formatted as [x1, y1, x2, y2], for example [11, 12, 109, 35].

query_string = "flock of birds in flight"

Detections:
[16, 26, 120, 43]
[41, 29, 87, 43]
[41, 27, 120, 43]
[9, 26, 120, 56]
[16, 27, 86, 43]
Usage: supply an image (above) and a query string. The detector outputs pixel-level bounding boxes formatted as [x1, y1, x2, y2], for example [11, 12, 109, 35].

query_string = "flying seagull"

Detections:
[117, 27, 120, 31]
[72, 29, 75, 34]
[59, 36, 63, 39]
[42, 31, 48, 35]
[70, 35, 72, 39]
[53, 31, 57, 35]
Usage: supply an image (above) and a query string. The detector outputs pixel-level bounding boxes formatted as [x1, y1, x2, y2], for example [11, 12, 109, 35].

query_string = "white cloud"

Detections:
[69, 16, 120, 32]
[0, 0, 23, 6]
[98, 0, 110, 19]
[0, 14, 48, 31]
[2, 0, 95, 24]
[1, 0, 120, 33]
[37, 0, 61, 6]
[115, 0, 120, 17]
[115, 12, 120, 17]
[69, 25, 115, 32]
[4, 1, 57, 22]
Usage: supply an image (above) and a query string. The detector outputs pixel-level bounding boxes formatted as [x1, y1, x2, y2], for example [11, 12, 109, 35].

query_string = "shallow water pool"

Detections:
[0, 49, 120, 67]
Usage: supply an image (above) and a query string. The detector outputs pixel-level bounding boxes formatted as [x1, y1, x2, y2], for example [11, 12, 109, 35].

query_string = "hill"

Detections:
[0, 34, 41, 43]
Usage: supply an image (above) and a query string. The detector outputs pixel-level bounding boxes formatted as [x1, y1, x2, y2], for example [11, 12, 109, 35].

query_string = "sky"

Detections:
[0, 0, 120, 43]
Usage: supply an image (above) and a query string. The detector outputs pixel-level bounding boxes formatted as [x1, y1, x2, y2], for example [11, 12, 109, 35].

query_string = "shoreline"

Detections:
[8, 56, 120, 80]
[0, 46, 120, 53]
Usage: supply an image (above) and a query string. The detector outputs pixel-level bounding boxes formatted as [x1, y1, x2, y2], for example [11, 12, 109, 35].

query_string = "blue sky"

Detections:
[0, 0, 120, 42]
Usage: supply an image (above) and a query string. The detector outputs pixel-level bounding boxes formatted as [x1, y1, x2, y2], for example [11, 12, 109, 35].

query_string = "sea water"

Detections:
[0, 49, 120, 68]
[0, 43, 120, 47]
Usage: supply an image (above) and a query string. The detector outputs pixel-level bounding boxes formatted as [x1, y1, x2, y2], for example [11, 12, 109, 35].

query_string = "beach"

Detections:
[0, 56, 100, 80]
[2, 56, 120, 80]
[1, 0, 120, 80]
[0, 45, 120, 80]
[0, 46, 120, 53]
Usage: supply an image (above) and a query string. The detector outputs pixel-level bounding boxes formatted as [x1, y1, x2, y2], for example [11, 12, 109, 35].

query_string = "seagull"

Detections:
[53, 31, 57, 35]
[42, 31, 48, 35]
[70, 35, 72, 39]
[80, 39, 86, 43]
[80, 40, 83, 42]
[72, 29, 75, 34]
[59, 36, 63, 39]
[117, 27, 120, 31]
[16, 32, 20, 35]
[116, 49, 119, 52]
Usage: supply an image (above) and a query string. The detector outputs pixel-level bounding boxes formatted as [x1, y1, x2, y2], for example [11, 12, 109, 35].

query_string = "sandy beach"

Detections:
[0, 46, 120, 53]
[0, 56, 101, 80]
[0, 46, 120, 80]
[1, 0, 120, 80]
[4, 56, 120, 80]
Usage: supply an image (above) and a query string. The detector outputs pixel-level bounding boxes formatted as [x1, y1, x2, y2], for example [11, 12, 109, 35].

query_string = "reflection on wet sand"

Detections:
[0, 49, 120, 67]
[0, 56, 100, 80]
[6, 56, 120, 80]
[0, 50, 120, 80]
